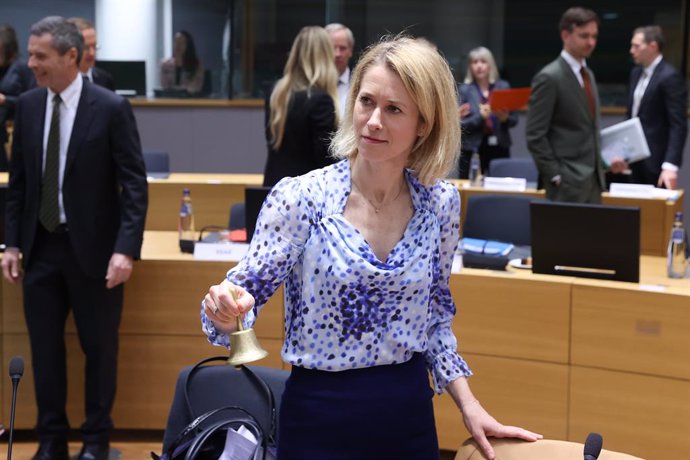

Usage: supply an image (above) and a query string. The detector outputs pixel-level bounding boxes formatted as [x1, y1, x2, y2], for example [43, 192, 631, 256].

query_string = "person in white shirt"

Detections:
[325, 22, 354, 118]
[626, 25, 687, 189]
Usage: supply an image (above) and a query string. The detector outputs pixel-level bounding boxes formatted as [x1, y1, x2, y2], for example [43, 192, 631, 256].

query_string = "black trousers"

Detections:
[23, 225, 123, 444]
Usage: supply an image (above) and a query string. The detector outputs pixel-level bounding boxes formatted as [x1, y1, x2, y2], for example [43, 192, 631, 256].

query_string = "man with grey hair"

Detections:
[626, 25, 687, 189]
[66, 17, 115, 91]
[325, 22, 354, 117]
[1, 16, 147, 460]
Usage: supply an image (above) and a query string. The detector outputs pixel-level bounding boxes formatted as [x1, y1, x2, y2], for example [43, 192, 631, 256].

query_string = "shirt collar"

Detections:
[48, 72, 83, 111]
[339, 67, 350, 85]
[561, 49, 587, 73]
[643, 54, 663, 75]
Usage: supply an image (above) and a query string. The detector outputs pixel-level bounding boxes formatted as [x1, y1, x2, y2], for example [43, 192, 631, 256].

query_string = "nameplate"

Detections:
[609, 183, 655, 199]
[193, 242, 249, 261]
[609, 183, 681, 201]
[483, 176, 527, 191]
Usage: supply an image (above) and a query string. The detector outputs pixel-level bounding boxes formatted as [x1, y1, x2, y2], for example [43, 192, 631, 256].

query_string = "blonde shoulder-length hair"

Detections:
[330, 36, 460, 186]
[269, 26, 339, 149]
[463, 46, 500, 84]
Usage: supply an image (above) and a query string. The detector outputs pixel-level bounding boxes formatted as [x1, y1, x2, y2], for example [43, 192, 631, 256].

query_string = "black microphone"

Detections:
[8, 356, 24, 460]
[584, 432, 603, 460]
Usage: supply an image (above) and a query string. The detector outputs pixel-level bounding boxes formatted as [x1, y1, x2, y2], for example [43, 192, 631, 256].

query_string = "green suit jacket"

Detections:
[526, 56, 606, 203]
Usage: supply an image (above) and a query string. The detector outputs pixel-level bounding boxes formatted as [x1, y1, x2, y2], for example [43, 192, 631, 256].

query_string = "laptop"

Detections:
[530, 201, 640, 283]
[244, 186, 272, 243]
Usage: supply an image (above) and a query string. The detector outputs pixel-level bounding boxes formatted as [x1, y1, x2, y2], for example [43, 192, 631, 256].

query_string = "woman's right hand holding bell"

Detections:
[204, 279, 255, 333]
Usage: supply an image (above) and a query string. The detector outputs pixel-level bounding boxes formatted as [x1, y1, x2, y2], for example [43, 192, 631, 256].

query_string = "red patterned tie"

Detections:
[580, 67, 596, 118]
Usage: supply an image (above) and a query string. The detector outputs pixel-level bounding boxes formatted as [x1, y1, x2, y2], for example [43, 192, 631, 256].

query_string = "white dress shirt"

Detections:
[43, 74, 82, 223]
[336, 67, 350, 118]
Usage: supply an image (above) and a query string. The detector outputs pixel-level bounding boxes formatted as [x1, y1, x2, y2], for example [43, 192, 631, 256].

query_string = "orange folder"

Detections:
[489, 87, 531, 111]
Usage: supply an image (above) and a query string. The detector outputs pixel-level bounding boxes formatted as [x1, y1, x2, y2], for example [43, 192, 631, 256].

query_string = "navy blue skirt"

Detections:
[277, 353, 439, 460]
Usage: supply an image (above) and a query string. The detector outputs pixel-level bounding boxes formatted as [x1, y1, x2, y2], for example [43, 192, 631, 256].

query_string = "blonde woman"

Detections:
[262, 26, 339, 187]
[203, 36, 541, 459]
[458, 46, 517, 178]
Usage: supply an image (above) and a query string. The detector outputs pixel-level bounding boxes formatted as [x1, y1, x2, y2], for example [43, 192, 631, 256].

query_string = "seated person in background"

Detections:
[262, 25, 339, 187]
[160, 30, 204, 95]
[0, 24, 35, 170]
[458, 46, 517, 178]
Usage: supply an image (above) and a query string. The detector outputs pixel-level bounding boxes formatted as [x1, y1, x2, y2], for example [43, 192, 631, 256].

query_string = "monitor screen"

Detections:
[95, 60, 146, 97]
[530, 201, 640, 283]
[244, 186, 272, 243]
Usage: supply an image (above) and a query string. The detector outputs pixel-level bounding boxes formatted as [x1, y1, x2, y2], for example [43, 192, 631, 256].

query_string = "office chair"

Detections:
[229, 202, 246, 230]
[456, 437, 644, 459]
[142, 151, 171, 175]
[463, 194, 538, 246]
[161, 357, 289, 454]
[487, 158, 539, 183]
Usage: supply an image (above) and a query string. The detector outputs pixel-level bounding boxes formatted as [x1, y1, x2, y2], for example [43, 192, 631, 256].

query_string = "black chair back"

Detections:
[143, 151, 171, 174]
[161, 357, 289, 454]
[463, 194, 537, 246]
[487, 158, 538, 182]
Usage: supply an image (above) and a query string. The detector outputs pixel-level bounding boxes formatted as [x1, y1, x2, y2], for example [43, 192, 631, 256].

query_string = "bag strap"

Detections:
[182, 356, 278, 445]
[166, 405, 261, 460]
[183, 411, 265, 460]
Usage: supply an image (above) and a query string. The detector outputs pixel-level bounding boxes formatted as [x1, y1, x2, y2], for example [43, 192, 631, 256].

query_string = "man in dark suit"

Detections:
[526, 7, 625, 203]
[67, 17, 115, 91]
[627, 25, 687, 189]
[0, 17, 147, 460]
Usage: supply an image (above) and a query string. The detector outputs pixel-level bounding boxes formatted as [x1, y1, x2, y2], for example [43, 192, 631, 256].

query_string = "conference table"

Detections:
[1, 230, 688, 460]
[143, 174, 682, 257]
[2, 172, 678, 257]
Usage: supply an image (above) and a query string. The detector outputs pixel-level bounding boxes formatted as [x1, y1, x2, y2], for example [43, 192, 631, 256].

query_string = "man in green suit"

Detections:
[526, 7, 625, 203]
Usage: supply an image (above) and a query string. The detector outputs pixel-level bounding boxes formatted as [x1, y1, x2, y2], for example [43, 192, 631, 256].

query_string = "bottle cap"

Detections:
[183, 188, 191, 195]
[675, 211, 683, 220]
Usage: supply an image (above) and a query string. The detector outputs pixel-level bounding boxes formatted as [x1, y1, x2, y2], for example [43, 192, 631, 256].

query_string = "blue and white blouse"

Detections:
[201, 159, 472, 392]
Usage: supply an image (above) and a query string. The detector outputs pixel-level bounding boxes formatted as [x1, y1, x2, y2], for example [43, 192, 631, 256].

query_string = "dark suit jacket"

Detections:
[6, 82, 148, 278]
[262, 88, 337, 187]
[91, 66, 116, 91]
[626, 59, 687, 182]
[526, 56, 605, 202]
[458, 79, 518, 151]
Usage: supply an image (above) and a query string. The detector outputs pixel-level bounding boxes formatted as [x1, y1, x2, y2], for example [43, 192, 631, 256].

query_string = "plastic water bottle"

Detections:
[469, 152, 481, 186]
[667, 211, 687, 278]
[178, 188, 195, 252]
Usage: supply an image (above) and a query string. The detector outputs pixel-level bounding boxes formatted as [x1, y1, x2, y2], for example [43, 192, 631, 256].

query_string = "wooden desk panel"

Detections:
[571, 280, 690, 380]
[434, 353, 568, 450]
[146, 174, 263, 231]
[4, 333, 284, 428]
[451, 270, 571, 364]
[602, 192, 683, 257]
[570, 366, 690, 460]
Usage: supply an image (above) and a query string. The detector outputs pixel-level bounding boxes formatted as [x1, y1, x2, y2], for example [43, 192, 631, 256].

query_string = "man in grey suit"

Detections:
[526, 7, 625, 203]
[627, 25, 687, 189]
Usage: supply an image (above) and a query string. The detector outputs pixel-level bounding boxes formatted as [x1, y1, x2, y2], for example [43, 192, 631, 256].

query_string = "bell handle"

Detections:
[229, 287, 245, 332]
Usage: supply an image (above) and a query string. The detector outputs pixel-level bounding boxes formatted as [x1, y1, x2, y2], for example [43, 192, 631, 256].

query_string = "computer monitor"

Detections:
[244, 186, 272, 243]
[95, 60, 146, 97]
[530, 201, 640, 283]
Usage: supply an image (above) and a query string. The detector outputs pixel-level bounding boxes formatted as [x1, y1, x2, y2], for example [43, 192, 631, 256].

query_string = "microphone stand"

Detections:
[7, 375, 20, 460]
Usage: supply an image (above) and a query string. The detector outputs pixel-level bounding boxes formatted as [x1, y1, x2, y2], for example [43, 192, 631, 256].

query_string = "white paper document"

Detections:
[600, 117, 650, 164]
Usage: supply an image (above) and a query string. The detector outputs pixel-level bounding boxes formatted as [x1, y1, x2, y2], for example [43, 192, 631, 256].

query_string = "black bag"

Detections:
[152, 356, 279, 460]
